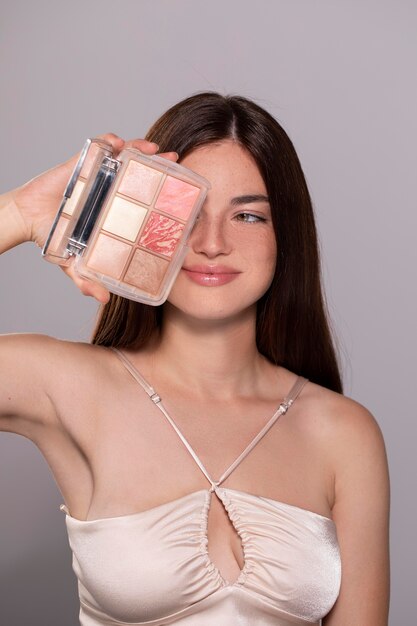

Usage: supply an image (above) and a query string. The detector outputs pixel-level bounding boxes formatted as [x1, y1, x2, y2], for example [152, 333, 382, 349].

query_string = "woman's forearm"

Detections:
[0, 192, 29, 253]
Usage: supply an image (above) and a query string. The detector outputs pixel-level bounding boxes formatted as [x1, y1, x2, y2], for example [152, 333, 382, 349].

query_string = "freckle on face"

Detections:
[165, 142, 277, 315]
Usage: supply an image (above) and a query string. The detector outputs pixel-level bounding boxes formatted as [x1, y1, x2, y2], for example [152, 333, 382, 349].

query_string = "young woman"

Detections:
[0, 93, 389, 625]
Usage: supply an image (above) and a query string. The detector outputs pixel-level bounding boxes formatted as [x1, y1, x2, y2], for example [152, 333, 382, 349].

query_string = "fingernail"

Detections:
[149, 142, 159, 150]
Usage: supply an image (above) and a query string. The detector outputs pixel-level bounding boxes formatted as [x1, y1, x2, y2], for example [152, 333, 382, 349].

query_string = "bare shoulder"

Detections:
[0, 332, 117, 434]
[0, 331, 114, 385]
[292, 376, 387, 463]
[276, 369, 389, 505]
[0, 330, 97, 359]
[28, 335, 120, 410]
[290, 385, 390, 622]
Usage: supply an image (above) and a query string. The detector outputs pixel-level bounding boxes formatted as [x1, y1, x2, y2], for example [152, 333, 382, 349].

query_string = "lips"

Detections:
[182, 264, 241, 286]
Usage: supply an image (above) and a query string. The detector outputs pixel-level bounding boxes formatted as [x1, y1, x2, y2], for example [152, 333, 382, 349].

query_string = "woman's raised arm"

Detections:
[0, 333, 64, 437]
[1, 135, 174, 299]
[0, 135, 175, 437]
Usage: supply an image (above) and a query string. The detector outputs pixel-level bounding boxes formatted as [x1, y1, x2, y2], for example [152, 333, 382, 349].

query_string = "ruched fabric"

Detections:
[63, 487, 340, 625]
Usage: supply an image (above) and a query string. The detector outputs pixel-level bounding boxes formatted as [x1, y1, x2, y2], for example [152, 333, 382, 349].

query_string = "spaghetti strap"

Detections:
[112, 348, 161, 403]
[112, 348, 215, 488]
[216, 375, 308, 485]
[112, 348, 308, 490]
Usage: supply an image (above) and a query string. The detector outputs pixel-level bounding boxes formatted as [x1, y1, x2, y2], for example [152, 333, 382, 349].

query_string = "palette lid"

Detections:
[66, 138, 114, 198]
[42, 138, 115, 264]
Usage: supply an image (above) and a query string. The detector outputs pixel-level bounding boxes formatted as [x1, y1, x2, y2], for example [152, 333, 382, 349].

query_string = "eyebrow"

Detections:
[230, 194, 269, 206]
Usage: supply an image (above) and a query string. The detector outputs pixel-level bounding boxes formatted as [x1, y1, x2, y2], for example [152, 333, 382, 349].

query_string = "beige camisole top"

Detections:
[61, 350, 341, 625]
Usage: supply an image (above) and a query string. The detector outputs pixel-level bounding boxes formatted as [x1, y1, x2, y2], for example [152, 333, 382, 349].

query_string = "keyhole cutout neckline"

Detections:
[111, 349, 308, 586]
[206, 488, 246, 585]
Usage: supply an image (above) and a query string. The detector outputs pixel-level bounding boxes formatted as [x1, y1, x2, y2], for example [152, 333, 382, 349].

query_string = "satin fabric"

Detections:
[62, 352, 341, 624]
[62, 487, 341, 625]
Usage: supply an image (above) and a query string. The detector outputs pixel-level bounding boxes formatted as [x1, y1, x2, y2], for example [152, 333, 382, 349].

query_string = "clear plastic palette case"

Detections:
[43, 138, 210, 305]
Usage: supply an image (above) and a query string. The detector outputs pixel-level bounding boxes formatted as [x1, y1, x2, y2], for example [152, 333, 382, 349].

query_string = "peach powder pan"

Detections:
[43, 139, 210, 305]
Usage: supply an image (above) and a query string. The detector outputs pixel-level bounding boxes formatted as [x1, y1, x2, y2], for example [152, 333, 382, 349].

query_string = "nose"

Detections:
[189, 212, 232, 258]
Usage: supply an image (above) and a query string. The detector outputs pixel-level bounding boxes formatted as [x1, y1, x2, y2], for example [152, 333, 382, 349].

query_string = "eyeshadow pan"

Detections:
[47, 215, 70, 253]
[102, 196, 147, 242]
[139, 212, 184, 257]
[63, 179, 85, 216]
[86, 233, 131, 279]
[155, 176, 200, 220]
[124, 249, 169, 294]
[118, 160, 162, 205]
[80, 143, 103, 179]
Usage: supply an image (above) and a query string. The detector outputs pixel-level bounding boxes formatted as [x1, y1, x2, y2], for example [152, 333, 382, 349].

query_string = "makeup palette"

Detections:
[43, 138, 210, 305]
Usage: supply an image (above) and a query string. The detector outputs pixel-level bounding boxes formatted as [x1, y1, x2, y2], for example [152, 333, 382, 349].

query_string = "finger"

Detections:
[62, 265, 110, 304]
[123, 138, 160, 155]
[95, 133, 125, 152]
[158, 151, 179, 162]
[78, 279, 110, 304]
[93, 136, 178, 162]
[124, 142, 179, 163]
[95, 134, 159, 158]
[124, 144, 179, 162]
[59, 133, 125, 171]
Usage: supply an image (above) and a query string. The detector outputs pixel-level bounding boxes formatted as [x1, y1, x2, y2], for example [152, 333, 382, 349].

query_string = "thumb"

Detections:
[61, 263, 111, 304]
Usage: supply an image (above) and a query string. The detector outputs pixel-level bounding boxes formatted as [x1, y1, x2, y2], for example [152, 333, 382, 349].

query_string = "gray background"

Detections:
[0, 0, 415, 624]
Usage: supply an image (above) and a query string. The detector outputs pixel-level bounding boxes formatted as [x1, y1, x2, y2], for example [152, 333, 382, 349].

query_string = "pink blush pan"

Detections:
[155, 176, 200, 220]
[140, 213, 184, 257]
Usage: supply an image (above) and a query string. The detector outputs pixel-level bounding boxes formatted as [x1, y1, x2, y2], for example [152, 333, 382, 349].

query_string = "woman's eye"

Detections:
[235, 212, 267, 223]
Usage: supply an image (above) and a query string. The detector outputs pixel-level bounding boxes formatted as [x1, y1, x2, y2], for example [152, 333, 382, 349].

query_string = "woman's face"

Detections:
[166, 140, 277, 321]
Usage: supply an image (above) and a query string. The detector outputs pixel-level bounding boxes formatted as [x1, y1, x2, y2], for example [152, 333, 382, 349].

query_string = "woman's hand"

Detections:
[9, 134, 178, 303]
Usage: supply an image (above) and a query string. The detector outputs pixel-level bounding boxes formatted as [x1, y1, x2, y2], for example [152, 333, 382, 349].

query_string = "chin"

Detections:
[165, 291, 261, 324]
[165, 272, 275, 323]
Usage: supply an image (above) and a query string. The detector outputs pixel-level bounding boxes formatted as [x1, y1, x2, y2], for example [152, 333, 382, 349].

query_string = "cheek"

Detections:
[251, 231, 277, 271]
[261, 257, 277, 293]
[242, 233, 277, 300]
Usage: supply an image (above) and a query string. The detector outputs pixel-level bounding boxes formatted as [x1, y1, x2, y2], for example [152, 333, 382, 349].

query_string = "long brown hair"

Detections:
[92, 93, 343, 393]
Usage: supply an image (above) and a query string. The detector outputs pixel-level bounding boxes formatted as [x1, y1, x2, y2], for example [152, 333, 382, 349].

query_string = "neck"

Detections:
[151, 304, 268, 398]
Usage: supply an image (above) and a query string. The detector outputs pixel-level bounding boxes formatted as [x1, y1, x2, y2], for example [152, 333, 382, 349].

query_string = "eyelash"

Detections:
[235, 212, 267, 223]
